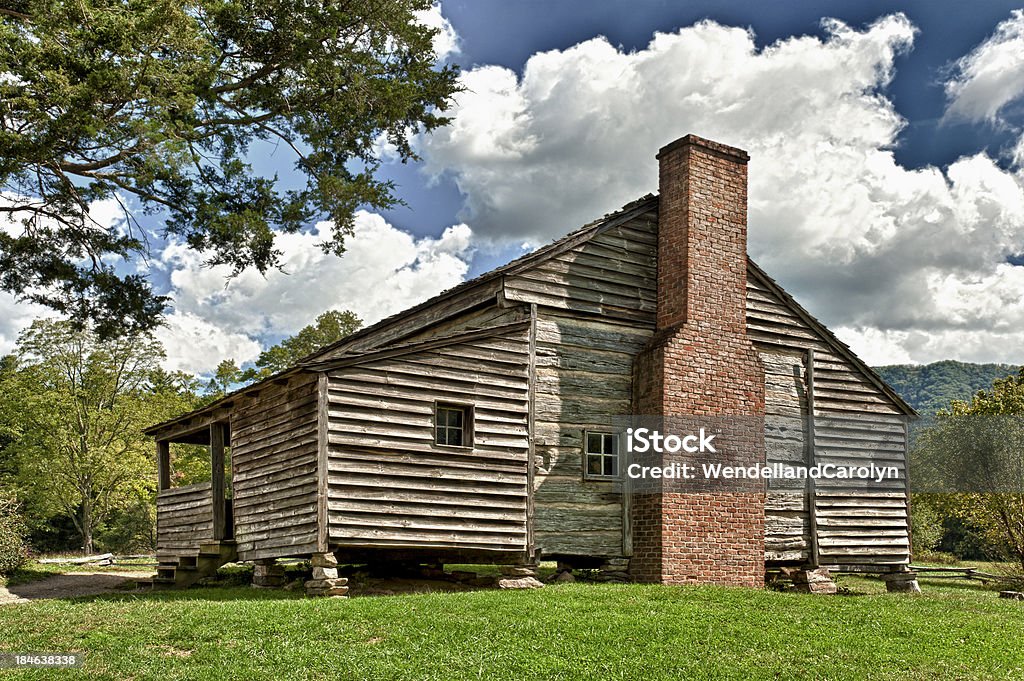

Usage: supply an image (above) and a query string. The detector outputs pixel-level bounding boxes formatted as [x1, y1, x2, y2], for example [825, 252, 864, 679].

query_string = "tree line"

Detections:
[875, 360, 1021, 415]
[0, 311, 359, 562]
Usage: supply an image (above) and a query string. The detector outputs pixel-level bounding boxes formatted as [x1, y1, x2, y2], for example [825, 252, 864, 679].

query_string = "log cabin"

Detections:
[144, 134, 919, 594]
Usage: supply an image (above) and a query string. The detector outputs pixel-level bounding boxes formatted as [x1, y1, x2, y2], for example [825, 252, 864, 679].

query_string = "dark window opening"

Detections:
[435, 403, 473, 447]
[585, 431, 619, 479]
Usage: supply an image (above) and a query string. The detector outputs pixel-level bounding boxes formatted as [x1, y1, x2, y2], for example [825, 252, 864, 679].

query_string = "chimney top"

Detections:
[655, 132, 750, 331]
[656, 134, 749, 165]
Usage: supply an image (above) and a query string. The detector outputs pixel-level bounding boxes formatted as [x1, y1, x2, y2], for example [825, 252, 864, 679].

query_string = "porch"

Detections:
[153, 421, 237, 587]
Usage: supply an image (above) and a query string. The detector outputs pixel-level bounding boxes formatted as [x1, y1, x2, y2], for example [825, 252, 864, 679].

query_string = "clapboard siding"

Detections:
[812, 414, 910, 565]
[760, 350, 812, 562]
[230, 374, 319, 561]
[325, 326, 531, 553]
[314, 281, 504, 359]
[399, 304, 529, 345]
[533, 313, 654, 557]
[156, 483, 213, 555]
[504, 212, 659, 323]
[747, 272, 911, 566]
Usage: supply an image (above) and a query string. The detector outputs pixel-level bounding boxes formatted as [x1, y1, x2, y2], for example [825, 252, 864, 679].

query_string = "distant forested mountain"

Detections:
[873, 360, 1021, 414]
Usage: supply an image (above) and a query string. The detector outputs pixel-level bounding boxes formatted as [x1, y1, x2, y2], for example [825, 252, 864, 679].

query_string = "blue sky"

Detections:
[380, 0, 1024, 257]
[5, 1, 1024, 374]
[444, 0, 1023, 170]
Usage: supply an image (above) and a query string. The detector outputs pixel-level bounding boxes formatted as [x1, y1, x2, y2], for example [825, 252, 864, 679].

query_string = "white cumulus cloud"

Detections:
[944, 10, 1024, 125]
[415, 1, 460, 62]
[155, 211, 473, 374]
[0, 292, 47, 357]
[416, 14, 1024, 365]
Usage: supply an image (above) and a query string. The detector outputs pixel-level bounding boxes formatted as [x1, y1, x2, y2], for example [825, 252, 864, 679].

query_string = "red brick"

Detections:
[630, 135, 765, 587]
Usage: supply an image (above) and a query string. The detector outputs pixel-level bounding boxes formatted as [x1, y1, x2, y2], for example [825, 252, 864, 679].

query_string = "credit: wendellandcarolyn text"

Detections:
[622, 426, 900, 484]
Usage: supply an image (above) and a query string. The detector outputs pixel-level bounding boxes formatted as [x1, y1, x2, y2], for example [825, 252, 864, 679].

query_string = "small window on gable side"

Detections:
[435, 403, 473, 448]
[584, 431, 619, 479]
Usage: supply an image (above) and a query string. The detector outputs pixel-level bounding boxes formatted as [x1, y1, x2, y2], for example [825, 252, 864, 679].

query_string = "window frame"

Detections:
[583, 430, 620, 481]
[433, 401, 475, 449]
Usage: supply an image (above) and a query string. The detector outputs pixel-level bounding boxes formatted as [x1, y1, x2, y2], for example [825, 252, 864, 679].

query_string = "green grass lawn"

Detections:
[1, 572, 1023, 680]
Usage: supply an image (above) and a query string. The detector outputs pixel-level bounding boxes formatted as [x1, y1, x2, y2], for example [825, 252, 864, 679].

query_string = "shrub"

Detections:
[910, 498, 944, 557]
[0, 491, 29, 575]
[96, 496, 156, 554]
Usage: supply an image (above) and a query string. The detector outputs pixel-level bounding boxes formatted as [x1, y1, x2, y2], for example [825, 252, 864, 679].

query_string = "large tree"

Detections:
[0, 0, 459, 337]
[253, 309, 362, 375]
[203, 309, 362, 396]
[0, 319, 186, 552]
[913, 368, 1024, 571]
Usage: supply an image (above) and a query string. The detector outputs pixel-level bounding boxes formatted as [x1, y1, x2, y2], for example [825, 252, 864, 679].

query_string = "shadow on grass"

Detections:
[3, 566, 60, 587]
[830, 573, 998, 598]
[4, 572, 149, 601]
[917, 577, 1013, 594]
[10, 568, 1015, 608]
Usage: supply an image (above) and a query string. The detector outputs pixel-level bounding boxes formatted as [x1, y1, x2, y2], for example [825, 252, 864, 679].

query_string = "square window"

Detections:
[584, 430, 619, 480]
[435, 403, 472, 448]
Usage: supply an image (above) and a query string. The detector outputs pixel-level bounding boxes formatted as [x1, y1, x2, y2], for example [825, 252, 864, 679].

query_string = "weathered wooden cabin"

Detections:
[145, 134, 918, 593]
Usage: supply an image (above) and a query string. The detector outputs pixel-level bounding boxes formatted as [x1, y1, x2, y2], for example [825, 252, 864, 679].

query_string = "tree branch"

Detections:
[0, 7, 31, 20]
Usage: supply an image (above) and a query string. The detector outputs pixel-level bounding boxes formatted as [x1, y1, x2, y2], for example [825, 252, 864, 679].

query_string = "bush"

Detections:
[912, 549, 960, 565]
[910, 497, 944, 557]
[96, 496, 156, 554]
[0, 491, 29, 575]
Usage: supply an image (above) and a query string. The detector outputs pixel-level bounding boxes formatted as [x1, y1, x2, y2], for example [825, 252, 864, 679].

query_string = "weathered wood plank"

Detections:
[226, 376, 319, 559]
[326, 324, 532, 553]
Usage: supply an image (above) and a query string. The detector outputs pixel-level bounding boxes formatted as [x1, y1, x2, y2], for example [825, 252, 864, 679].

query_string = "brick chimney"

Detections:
[630, 135, 766, 586]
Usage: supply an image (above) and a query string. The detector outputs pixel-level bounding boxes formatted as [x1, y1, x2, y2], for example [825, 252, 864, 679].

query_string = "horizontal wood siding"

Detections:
[812, 415, 910, 565]
[521, 218, 659, 557]
[325, 327, 531, 553]
[314, 281, 503, 359]
[399, 304, 529, 345]
[503, 211, 659, 323]
[156, 482, 213, 555]
[760, 350, 812, 562]
[230, 374, 320, 560]
[747, 273, 911, 566]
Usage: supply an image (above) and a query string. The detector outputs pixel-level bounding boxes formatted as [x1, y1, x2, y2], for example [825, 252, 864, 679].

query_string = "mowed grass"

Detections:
[1, 575, 1023, 680]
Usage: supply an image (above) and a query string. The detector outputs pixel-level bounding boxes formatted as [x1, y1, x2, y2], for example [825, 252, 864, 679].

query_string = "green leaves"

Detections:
[912, 368, 1024, 569]
[0, 0, 459, 336]
[203, 309, 361, 396]
[0, 318, 191, 551]
[262, 309, 362, 370]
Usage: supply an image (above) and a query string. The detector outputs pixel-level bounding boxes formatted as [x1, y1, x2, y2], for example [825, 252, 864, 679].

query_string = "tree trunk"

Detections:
[80, 496, 94, 554]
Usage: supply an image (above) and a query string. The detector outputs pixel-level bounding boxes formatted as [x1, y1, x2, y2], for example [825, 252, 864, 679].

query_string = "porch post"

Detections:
[157, 440, 171, 491]
[211, 423, 226, 541]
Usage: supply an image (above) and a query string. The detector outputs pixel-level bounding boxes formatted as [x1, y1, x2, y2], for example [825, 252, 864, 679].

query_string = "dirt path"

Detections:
[0, 571, 152, 605]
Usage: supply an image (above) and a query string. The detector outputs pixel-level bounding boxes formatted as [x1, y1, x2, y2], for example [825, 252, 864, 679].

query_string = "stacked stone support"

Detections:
[252, 559, 286, 588]
[304, 552, 349, 597]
